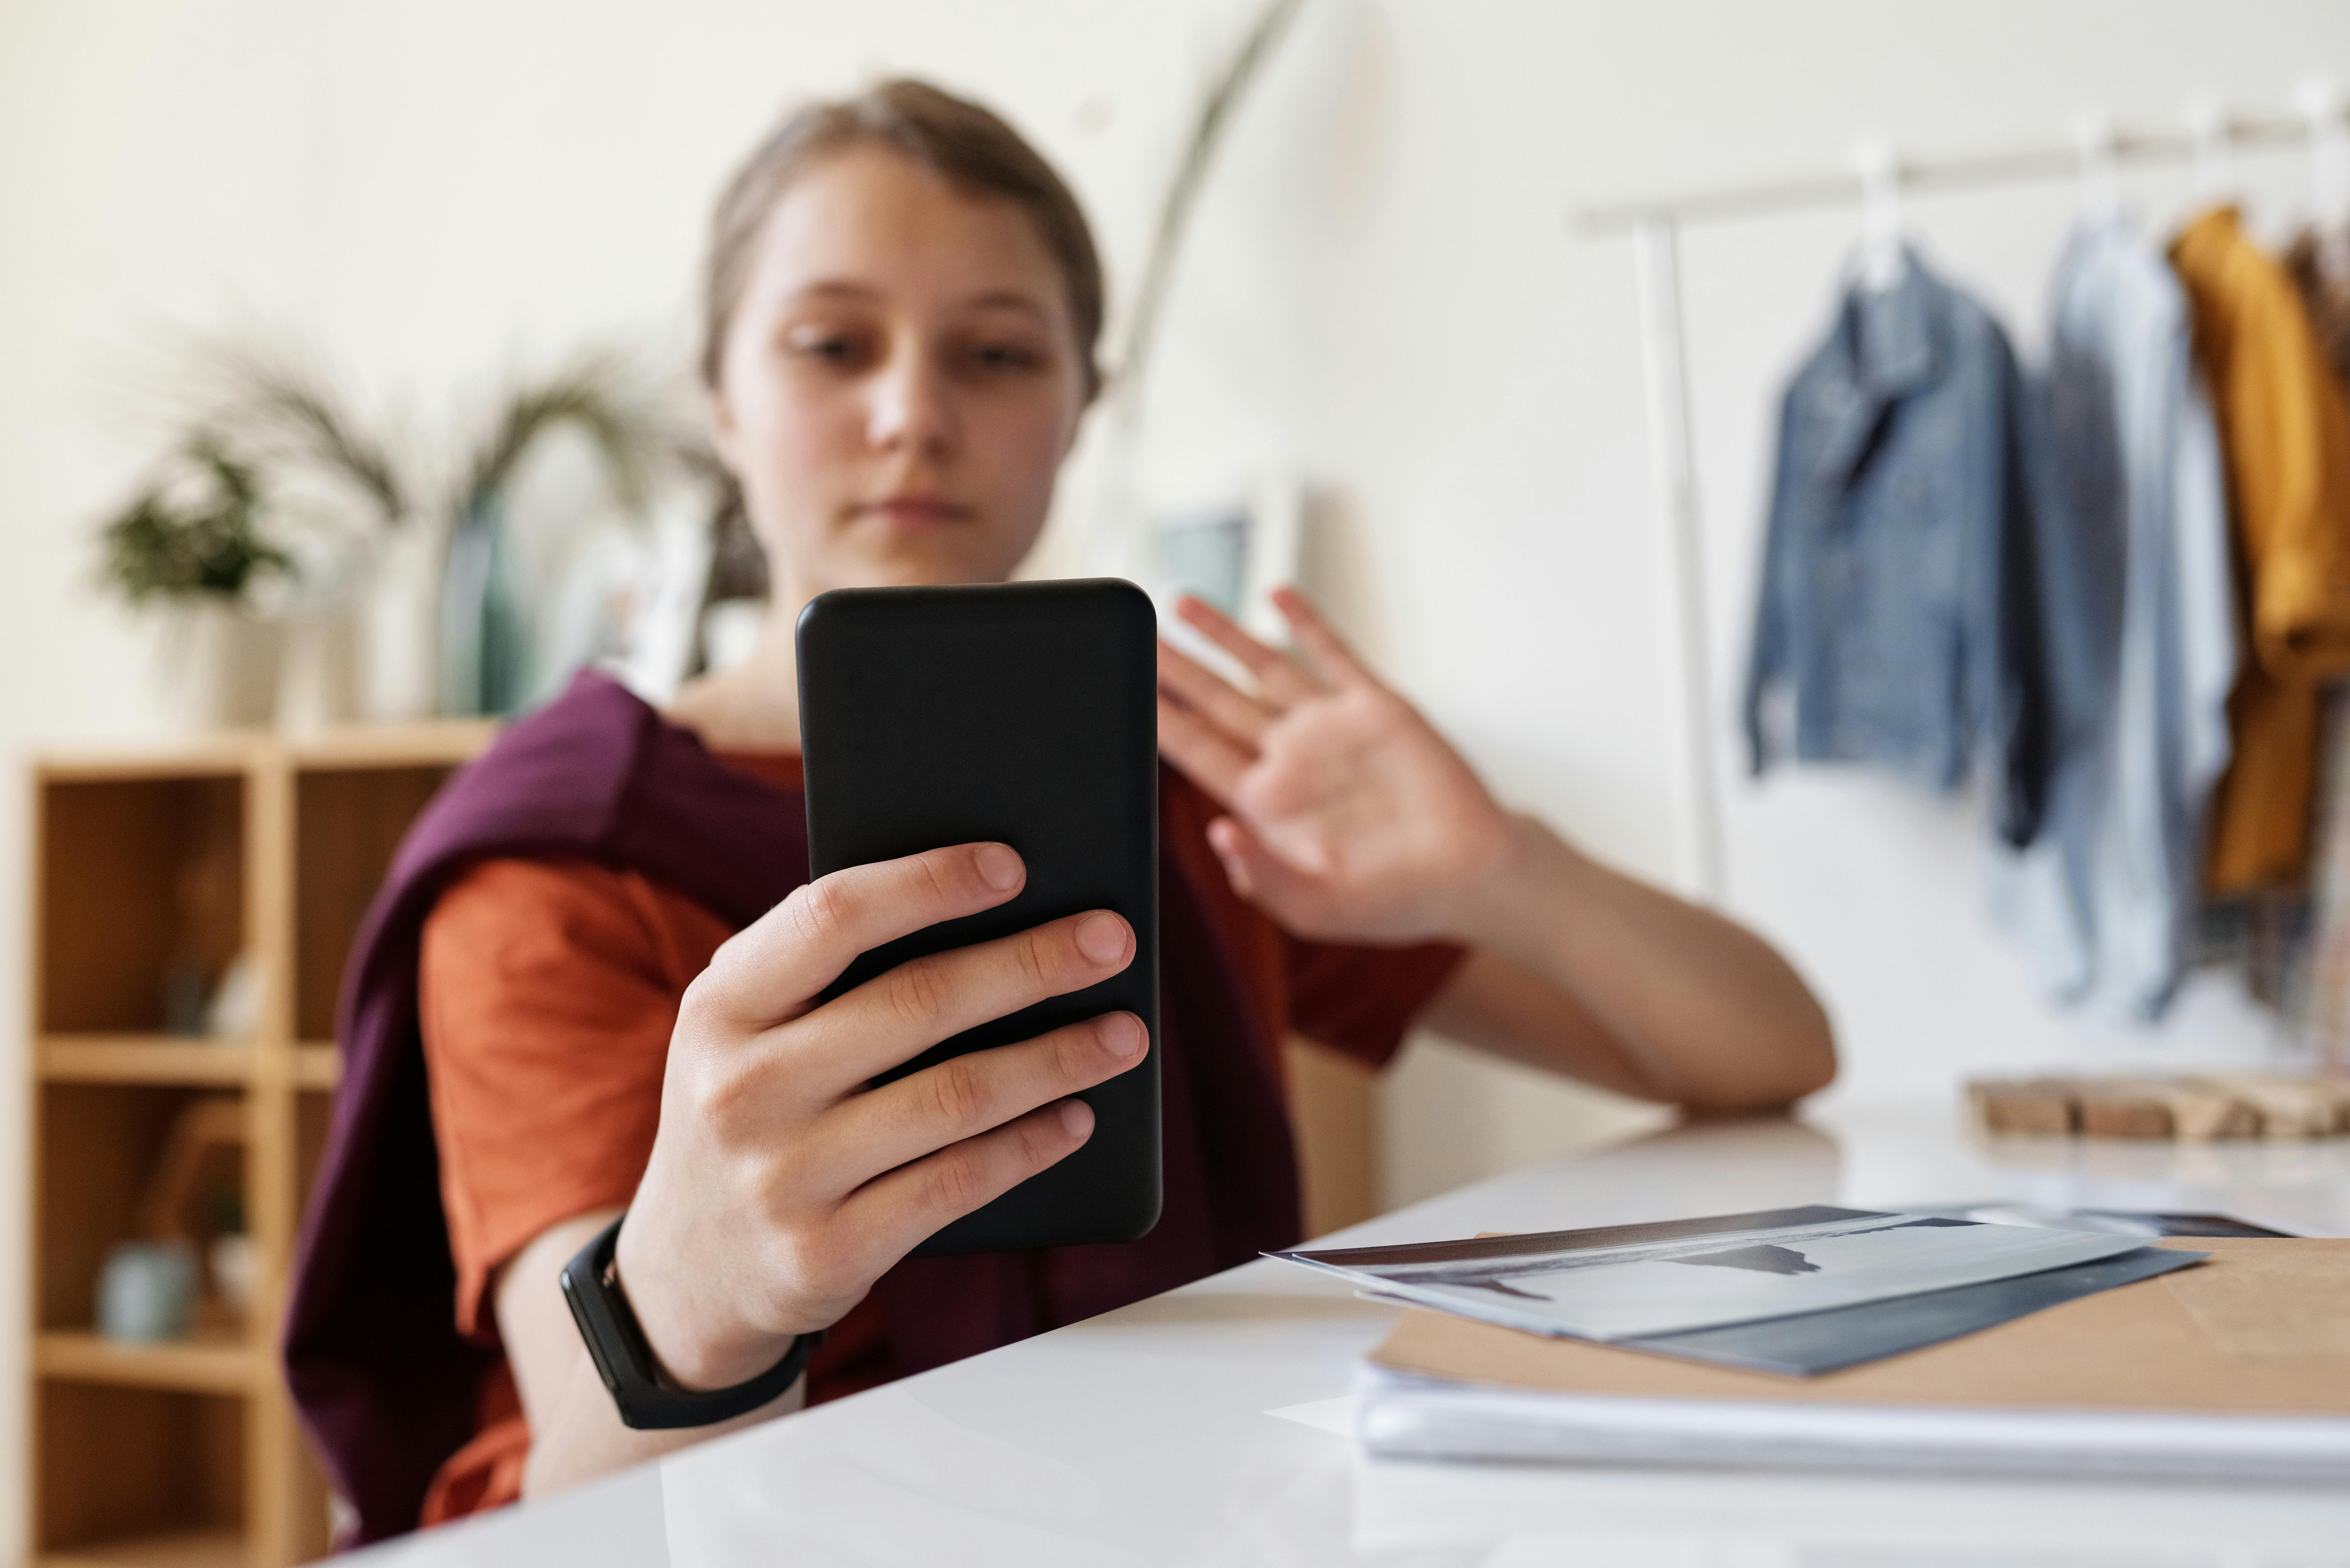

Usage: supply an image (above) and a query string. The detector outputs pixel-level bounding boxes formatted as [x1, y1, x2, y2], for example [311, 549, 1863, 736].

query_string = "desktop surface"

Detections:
[354, 1101, 2350, 1567]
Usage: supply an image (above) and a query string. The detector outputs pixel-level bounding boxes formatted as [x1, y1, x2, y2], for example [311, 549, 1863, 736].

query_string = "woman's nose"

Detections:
[866, 346, 957, 457]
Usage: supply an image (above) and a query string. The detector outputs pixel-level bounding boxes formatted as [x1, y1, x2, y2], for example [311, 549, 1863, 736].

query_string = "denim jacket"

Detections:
[1744, 251, 2092, 848]
[1992, 215, 2234, 1018]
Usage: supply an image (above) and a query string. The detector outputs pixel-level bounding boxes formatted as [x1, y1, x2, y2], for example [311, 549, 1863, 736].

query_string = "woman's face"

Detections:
[709, 146, 1089, 598]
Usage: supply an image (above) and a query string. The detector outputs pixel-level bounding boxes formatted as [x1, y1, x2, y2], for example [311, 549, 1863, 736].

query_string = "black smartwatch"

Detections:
[559, 1214, 820, 1430]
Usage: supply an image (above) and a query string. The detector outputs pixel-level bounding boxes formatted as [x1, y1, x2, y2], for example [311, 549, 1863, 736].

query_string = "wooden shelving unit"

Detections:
[27, 722, 495, 1568]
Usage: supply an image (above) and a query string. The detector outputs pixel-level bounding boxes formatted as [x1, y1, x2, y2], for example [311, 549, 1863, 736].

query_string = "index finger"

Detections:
[692, 842, 1026, 1029]
[1269, 586, 1377, 690]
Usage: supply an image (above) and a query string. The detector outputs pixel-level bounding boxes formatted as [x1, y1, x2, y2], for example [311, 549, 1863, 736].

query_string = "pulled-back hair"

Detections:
[701, 79, 1105, 398]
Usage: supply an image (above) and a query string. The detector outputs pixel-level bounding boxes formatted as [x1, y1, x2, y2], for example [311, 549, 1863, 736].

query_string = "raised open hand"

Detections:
[1155, 587, 1517, 945]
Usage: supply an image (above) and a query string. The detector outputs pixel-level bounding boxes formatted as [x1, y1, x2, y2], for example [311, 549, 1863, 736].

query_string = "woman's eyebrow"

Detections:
[964, 290, 1050, 321]
[787, 278, 882, 303]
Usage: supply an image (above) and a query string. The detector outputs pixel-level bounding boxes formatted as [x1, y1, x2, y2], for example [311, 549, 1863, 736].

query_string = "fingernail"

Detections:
[1076, 911, 1128, 964]
[1098, 1013, 1145, 1059]
[976, 843, 1022, 891]
[1058, 1099, 1095, 1139]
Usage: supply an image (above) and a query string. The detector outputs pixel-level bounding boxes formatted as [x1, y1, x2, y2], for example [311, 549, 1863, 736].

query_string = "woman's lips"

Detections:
[861, 495, 969, 529]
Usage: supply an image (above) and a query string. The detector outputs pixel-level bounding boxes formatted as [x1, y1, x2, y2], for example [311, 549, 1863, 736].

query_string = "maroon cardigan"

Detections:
[283, 673, 1304, 1544]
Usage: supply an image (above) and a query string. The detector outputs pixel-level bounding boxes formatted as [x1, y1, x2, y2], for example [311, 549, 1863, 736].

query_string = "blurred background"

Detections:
[6, 0, 2350, 1555]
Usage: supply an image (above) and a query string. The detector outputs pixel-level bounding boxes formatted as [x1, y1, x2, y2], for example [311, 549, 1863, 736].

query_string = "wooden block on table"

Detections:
[2073, 1082, 2174, 1139]
[2306, 1076, 2350, 1135]
[2168, 1079, 2265, 1140]
[1965, 1072, 2346, 1141]
[2201, 1074, 2339, 1139]
[1967, 1078, 2077, 1135]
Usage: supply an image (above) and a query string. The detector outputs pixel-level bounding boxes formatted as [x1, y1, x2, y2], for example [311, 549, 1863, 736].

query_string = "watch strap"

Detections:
[560, 1214, 820, 1430]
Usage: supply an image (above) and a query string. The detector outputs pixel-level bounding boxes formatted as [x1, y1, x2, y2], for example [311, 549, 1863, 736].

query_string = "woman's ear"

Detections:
[706, 384, 744, 476]
[1059, 367, 1101, 460]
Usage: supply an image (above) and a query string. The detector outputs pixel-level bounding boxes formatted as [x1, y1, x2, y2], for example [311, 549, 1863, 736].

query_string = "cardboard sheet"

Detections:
[2165, 1244, 2350, 1358]
[1370, 1239, 2350, 1417]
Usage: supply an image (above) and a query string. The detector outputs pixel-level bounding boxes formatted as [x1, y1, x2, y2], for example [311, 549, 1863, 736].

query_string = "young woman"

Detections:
[286, 79, 1834, 1541]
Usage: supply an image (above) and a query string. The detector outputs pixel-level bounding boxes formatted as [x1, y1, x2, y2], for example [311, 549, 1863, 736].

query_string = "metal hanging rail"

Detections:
[1573, 110, 2343, 235]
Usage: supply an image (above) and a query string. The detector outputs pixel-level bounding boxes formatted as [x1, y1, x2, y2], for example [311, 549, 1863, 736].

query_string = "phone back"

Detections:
[796, 579, 1161, 1255]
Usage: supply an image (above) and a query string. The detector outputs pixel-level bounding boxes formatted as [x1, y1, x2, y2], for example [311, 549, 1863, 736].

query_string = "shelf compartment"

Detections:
[38, 773, 246, 1036]
[38, 1038, 256, 1087]
[294, 764, 458, 1041]
[36, 1383, 243, 1562]
[37, 1328, 256, 1395]
[37, 1085, 247, 1337]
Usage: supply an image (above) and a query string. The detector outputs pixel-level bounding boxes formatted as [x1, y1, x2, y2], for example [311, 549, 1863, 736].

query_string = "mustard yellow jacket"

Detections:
[2171, 208, 2350, 891]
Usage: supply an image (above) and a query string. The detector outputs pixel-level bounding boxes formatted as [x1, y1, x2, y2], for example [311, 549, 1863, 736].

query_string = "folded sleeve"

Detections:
[419, 857, 732, 1340]
[1283, 934, 1467, 1069]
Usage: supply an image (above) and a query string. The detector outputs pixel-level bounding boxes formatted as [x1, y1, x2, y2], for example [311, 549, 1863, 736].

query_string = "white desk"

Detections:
[358, 1102, 2350, 1566]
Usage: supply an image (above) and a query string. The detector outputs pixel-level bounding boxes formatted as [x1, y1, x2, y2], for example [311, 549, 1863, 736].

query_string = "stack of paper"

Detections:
[1272, 1212, 2350, 1482]
[1356, 1238, 2350, 1481]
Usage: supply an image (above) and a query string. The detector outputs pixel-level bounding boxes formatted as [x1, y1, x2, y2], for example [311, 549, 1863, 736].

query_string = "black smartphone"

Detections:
[796, 578, 1161, 1255]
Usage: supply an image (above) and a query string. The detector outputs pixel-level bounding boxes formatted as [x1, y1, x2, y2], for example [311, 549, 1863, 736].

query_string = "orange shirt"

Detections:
[415, 755, 1461, 1522]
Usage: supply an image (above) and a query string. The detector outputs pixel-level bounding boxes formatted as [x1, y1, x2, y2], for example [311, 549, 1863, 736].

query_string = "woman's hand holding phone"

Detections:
[613, 842, 1141, 1392]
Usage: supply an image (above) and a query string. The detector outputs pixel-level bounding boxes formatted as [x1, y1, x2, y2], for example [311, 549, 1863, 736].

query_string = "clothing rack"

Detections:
[1578, 100, 2350, 903]
[1575, 113, 2340, 236]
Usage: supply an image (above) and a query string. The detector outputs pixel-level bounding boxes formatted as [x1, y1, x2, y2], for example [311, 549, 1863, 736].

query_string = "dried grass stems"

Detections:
[450, 348, 674, 526]
[193, 338, 409, 524]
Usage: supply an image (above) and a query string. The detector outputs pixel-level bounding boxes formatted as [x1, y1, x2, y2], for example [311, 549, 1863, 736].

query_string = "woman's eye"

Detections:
[970, 341, 1042, 373]
[785, 330, 870, 367]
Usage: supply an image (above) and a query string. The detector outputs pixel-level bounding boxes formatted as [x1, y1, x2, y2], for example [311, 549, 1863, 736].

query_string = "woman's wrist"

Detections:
[611, 1208, 802, 1392]
[1431, 813, 1587, 960]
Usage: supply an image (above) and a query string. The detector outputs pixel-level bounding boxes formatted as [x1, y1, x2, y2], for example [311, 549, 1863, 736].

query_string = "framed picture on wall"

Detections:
[1144, 473, 1302, 667]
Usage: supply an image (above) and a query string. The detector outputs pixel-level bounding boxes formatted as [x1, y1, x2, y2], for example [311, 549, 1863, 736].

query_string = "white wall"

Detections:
[5, 1, 2349, 1552]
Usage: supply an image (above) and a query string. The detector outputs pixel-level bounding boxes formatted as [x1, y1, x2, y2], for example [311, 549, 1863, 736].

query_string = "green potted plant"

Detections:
[99, 437, 299, 728]
[98, 342, 408, 729]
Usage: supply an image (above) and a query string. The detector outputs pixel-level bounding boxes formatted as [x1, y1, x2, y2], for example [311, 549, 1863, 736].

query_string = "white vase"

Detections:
[160, 601, 284, 731]
[278, 610, 363, 734]
[358, 520, 442, 722]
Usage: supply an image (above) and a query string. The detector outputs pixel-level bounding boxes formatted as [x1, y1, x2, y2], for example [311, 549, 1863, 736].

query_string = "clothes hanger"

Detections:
[2293, 74, 2350, 277]
[1846, 132, 1906, 294]
[2183, 90, 2236, 207]
[2069, 107, 2123, 223]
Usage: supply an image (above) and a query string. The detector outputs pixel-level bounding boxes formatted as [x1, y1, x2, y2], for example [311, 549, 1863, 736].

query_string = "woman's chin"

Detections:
[825, 531, 1029, 590]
